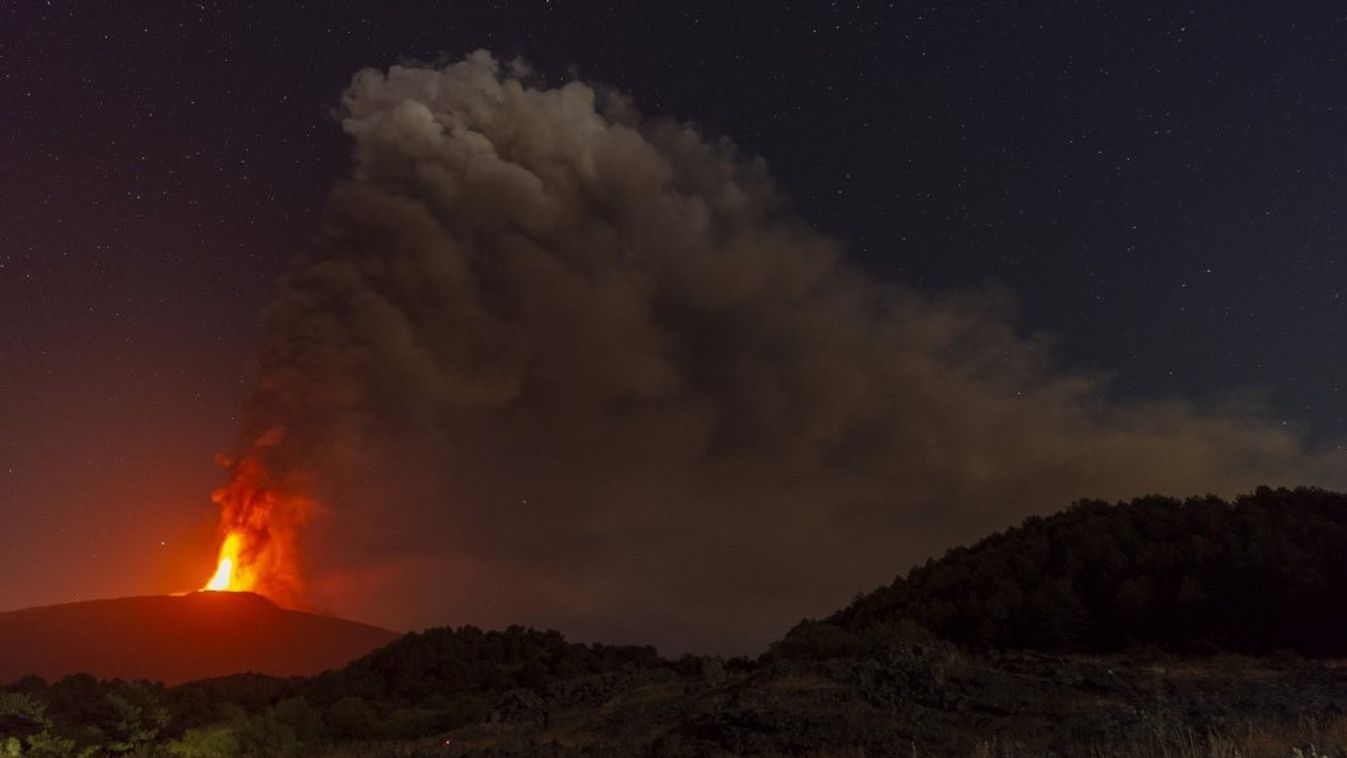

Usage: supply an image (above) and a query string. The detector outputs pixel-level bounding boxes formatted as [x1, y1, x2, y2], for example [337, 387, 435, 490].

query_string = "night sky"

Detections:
[3, 2, 1345, 648]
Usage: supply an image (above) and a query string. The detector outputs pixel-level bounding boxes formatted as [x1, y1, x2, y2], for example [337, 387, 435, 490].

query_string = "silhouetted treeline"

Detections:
[0, 625, 667, 756]
[828, 486, 1347, 655]
[300, 623, 662, 704]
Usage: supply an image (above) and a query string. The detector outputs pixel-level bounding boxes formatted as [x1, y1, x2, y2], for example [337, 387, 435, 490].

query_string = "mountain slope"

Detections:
[0, 591, 398, 684]
[826, 486, 1347, 654]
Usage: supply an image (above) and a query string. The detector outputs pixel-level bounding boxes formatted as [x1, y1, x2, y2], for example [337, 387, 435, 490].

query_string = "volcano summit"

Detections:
[0, 591, 397, 685]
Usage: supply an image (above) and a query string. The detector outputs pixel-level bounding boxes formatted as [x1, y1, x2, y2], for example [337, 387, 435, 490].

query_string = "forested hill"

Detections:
[826, 487, 1347, 655]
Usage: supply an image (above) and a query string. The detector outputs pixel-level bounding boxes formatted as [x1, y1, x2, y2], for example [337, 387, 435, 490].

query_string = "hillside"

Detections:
[0, 591, 398, 685]
[827, 486, 1347, 654]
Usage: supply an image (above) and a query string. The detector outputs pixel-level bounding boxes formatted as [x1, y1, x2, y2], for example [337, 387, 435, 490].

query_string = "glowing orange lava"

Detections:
[200, 448, 313, 606]
[204, 532, 244, 591]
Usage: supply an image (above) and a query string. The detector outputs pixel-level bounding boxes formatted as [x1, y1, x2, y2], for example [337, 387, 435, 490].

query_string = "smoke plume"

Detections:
[230, 50, 1333, 653]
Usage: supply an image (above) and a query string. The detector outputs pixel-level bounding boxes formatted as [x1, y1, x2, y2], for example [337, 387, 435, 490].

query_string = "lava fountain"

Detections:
[200, 448, 313, 607]
[204, 532, 242, 591]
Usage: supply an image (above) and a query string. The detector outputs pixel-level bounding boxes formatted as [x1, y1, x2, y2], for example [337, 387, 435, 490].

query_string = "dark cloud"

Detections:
[238, 51, 1336, 653]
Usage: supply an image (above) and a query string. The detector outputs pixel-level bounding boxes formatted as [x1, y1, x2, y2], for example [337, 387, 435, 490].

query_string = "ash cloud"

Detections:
[242, 50, 1335, 653]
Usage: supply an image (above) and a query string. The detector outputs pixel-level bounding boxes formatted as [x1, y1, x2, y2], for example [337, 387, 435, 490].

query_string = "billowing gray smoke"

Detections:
[243, 50, 1332, 653]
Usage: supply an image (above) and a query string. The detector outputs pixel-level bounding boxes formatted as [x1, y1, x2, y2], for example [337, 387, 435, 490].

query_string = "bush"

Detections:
[766, 621, 864, 661]
[167, 725, 239, 758]
[324, 697, 378, 740]
[234, 712, 297, 757]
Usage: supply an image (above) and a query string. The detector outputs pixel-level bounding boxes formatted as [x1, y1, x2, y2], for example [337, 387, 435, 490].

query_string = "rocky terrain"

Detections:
[410, 643, 1347, 757]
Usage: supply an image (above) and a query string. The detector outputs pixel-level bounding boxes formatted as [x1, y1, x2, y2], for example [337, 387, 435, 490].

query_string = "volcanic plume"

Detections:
[201, 445, 312, 607]
[201, 50, 1336, 652]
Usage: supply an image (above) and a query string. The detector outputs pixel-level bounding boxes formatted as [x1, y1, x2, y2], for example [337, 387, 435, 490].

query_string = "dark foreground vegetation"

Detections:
[6, 487, 1347, 757]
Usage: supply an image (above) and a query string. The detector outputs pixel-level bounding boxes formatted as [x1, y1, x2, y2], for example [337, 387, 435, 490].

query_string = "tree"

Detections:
[100, 685, 170, 754]
[0, 693, 83, 758]
[167, 726, 239, 758]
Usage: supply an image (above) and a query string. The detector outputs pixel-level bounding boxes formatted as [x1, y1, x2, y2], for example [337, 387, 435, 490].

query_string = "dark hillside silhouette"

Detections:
[0, 591, 398, 685]
[829, 487, 1347, 654]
